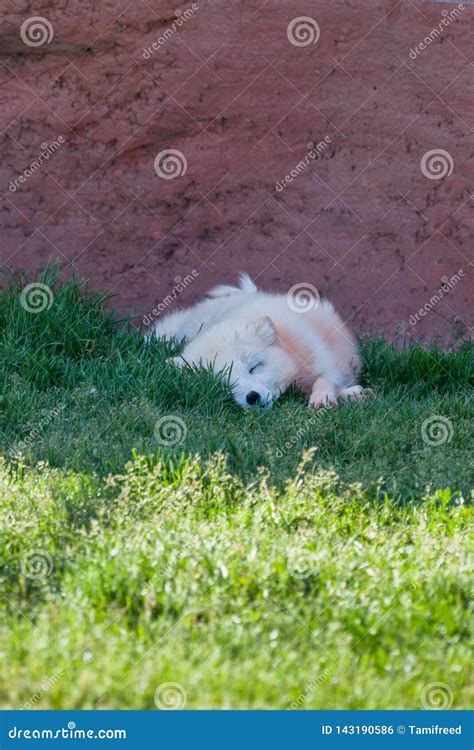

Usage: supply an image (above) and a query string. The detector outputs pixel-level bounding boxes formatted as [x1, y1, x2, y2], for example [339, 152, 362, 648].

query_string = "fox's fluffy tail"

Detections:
[207, 273, 257, 299]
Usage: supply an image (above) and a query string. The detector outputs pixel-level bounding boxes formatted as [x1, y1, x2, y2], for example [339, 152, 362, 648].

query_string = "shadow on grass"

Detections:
[0, 268, 472, 500]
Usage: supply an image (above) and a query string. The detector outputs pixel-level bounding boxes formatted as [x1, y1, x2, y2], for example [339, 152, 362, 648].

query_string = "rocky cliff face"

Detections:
[1, 0, 472, 343]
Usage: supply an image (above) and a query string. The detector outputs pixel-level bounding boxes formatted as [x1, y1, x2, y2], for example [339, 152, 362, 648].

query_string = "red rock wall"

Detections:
[1, 0, 472, 343]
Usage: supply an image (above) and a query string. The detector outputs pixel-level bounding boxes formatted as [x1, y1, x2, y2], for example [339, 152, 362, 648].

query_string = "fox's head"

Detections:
[173, 316, 298, 407]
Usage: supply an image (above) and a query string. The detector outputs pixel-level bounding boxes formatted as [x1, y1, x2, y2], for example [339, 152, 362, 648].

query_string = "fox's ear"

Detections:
[254, 316, 276, 346]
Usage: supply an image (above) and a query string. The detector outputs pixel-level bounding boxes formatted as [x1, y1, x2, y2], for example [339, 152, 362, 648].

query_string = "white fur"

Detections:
[146, 275, 365, 409]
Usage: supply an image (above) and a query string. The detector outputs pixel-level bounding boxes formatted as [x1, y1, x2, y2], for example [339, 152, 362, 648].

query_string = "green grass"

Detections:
[0, 269, 472, 710]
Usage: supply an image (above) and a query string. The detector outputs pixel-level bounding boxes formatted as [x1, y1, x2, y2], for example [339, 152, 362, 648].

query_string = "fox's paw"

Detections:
[339, 385, 374, 402]
[309, 377, 338, 409]
[309, 391, 338, 409]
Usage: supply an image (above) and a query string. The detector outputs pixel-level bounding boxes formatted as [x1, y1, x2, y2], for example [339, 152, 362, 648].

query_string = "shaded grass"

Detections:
[0, 269, 472, 494]
[0, 269, 472, 709]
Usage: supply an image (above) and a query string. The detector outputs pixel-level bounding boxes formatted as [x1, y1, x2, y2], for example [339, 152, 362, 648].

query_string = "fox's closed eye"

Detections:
[249, 362, 263, 374]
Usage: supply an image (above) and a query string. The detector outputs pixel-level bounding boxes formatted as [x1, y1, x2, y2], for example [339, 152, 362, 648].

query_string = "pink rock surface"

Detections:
[1, 0, 472, 343]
